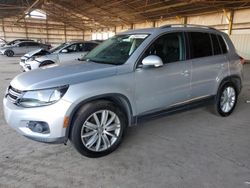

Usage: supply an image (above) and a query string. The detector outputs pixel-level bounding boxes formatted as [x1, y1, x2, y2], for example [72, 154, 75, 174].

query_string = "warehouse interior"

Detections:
[1, 0, 250, 59]
[0, 1, 250, 188]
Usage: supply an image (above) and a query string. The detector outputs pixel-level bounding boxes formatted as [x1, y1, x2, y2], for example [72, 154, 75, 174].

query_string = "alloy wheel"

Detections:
[81, 110, 121, 152]
[220, 86, 236, 113]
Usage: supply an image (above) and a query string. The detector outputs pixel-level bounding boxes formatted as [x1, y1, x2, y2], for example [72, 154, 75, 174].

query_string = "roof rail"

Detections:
[160, 24, 216, 30]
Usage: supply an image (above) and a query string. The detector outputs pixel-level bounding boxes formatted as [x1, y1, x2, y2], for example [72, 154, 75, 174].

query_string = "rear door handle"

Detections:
[181, 70, 190, 76]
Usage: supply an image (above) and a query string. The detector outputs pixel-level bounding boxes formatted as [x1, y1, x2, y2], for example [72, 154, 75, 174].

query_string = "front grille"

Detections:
[6, 86, 23, 104]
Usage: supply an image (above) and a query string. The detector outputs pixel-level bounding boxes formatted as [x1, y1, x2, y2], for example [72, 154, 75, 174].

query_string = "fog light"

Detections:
[27, 121, 50, 134]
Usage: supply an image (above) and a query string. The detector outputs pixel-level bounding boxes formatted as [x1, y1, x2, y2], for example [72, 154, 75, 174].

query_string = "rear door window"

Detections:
[27, 42, 39, 46]
[18, 42, 27, 47]
[84, 43, 99, 51]
[188, 32, 213, 59]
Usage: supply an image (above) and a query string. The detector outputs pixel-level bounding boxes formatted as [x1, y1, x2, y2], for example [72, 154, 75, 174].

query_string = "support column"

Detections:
[24, 19, 28, 39]
[1, 19, 6, 40]
[153, 21, 156, 27]
[64, 24, 67, 42]
[223, 9, 234, 35]
[130, 23, 134, 30]
[183, 16, 187, 24]
[228, 10, 234, 35]
[46, 18, 49, 43]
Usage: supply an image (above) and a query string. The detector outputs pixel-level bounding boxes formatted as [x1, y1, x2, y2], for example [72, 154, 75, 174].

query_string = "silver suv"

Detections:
[3, 25, 244, 157]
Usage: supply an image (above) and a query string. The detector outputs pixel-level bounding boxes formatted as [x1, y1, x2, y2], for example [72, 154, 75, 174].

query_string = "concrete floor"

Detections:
[0, 55, 250, 188]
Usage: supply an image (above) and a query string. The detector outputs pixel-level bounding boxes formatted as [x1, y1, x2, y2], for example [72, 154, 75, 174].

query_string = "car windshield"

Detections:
[49, 43, 68, 53]
[81, 34, 149, 65]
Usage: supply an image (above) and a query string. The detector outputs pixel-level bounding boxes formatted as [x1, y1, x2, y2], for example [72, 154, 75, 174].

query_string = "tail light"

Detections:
[239, 56, 245, 65]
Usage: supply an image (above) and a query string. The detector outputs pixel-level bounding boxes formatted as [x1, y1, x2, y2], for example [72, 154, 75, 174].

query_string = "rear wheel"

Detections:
[214, 83, 238, 116]
[5, 50, 14, 57]
[70, 100, 127, 158]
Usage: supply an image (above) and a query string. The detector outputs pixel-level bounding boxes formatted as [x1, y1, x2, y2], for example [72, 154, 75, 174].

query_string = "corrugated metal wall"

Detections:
[230, 34, 250, 60]
[0, 18, 84, 46]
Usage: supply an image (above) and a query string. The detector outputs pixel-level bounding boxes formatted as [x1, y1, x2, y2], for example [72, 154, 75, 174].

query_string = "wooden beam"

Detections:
[82, 0, 132, 25]
[16, 0, 43, 23]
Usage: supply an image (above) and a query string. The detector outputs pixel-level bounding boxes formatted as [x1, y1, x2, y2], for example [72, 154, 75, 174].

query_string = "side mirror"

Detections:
[61, 49, 68, 53]
[142, 55, 163, 68]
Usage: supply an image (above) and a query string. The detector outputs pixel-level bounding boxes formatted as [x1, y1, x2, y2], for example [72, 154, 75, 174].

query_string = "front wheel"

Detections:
[214, 83, 238, 116]
[70, 100, 127, 158]
[5, 50, 14, 57]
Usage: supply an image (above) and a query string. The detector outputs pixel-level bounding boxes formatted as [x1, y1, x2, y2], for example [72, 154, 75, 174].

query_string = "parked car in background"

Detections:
[0, 41, 51, 57]
[3, 24, 244, 157]
[5, 39, 34, 46]
[0, 38, 7, 47]
[19, 41, 100, 71]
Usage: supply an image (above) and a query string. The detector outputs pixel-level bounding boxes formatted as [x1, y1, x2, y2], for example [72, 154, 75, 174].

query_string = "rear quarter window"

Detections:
[211, 34, 222, 55]
[217, 35, 228, 54]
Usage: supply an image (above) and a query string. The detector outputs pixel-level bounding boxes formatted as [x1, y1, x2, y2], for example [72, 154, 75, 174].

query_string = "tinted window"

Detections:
[218, 35, 227, 54]
[27, 42, 39, 46]
[189, 32, 212, 58]
[65, 44, 78, 53]
[211, 34, 221, 55]
[84, 43, 98, 51]
[143, 32, 184, 64]
[18, 42, 28, 47]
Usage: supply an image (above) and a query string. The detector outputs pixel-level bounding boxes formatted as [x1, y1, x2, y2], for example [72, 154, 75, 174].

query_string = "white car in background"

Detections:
[20, 41, 100, 71]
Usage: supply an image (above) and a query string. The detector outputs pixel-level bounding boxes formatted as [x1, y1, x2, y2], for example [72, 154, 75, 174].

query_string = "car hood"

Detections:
[11, 62, 118, 91]
[0, 45, 11, 50]
[22, 48, 50, 59]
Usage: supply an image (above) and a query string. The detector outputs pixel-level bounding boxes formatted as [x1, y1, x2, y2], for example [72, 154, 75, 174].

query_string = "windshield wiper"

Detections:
[78, 58, 118, 65]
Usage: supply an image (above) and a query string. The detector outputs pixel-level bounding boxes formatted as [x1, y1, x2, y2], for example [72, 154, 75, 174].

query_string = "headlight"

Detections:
[18, 85, 68, 107]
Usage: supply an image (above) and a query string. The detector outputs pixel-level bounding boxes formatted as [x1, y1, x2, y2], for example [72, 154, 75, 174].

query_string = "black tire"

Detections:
[39, 60, 55, 67]
[70, 100, 127, 158]
[214, 82, 238, 117]
[5, 50, 14, 57]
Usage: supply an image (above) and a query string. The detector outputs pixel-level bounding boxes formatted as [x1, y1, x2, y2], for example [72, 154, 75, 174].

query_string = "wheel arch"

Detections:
[64, 93, 135, 142]
[4, 49, 14, 56]
[39, 60, 55, 67]
[217, 75, 242, 95]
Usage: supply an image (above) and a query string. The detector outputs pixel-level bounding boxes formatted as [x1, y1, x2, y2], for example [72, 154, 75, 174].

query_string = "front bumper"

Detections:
[0, 50, 5, 55]
[3, 97, 72, 144]
[19, 61, 31, 72]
